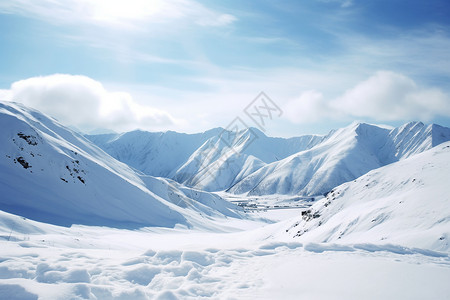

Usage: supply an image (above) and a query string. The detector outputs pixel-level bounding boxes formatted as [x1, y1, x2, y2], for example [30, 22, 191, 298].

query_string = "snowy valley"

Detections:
[1, 101, 450, 300]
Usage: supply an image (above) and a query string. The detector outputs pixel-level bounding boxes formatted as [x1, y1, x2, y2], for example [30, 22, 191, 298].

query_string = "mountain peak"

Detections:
[241, 126, 265, 138]
[402, 121, 425, 129]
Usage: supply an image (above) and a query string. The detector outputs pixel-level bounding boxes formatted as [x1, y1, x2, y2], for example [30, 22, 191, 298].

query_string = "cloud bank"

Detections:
[284, 71, 450, 124]
[2, 71, 449, 135]
[3, 74, 177, 133]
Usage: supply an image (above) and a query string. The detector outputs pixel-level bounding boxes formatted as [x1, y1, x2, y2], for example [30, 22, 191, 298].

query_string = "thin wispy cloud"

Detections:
[0, 0, 237, 28]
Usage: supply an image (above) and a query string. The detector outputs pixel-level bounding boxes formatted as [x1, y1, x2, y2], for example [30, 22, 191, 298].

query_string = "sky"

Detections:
[0, 0, 450, 137]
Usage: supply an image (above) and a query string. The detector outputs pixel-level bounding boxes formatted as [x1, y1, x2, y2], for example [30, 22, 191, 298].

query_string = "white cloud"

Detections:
[283, 71, 450, 124]
[0, 89, 12, 101]
[284, 90, 328, 123]
[4, 71, 449, 136]
[332, 71, 450, 121]
[6, 74, 177, 132]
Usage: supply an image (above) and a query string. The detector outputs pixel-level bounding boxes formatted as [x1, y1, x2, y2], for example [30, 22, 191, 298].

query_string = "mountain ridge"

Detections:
[229, 121, 450, 195]
[88, 120, 450, 196]
[0, 101, 241, 228]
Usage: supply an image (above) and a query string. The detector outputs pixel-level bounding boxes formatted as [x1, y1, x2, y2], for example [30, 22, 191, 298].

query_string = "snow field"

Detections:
[1, 238, 449, 300]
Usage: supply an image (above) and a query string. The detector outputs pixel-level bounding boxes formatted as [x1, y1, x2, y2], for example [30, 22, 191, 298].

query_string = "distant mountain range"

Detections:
[87, 121, 450, 196]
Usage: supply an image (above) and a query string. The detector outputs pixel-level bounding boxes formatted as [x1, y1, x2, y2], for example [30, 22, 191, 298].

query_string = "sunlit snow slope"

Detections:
[0, 101, 240, 228]
[285, 141, 450, 251]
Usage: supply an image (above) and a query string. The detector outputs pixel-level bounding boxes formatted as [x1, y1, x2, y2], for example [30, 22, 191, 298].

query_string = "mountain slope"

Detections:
[285, 141, 450, 251]
[86, 128, 223, 178]
[89, 121, 450, 196]
[229, 122, 450, 196]
[0, 101, 240, 228]
[379, 121, 450, 163]
[88, 127, 323, 191]
[172, 128, 323, 191]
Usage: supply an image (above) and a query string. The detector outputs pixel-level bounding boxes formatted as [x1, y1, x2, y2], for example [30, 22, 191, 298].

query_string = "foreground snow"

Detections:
[0, 223, 449, 299]
[1, 208, 449, 300]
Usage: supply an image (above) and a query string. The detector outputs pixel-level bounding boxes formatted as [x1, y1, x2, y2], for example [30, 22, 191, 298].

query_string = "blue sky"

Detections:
[0, 0, 450, 137]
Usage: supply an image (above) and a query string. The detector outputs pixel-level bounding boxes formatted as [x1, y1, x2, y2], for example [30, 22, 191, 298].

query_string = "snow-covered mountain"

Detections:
[89, 121, 450, 196]
[87, 128, 323, 191]
[86, 128, 223, 178]
[228, 122, 450, 196]
[172, 128, 322, 191]
[285, 141, 450, 251]
[0, 101, 240, 228]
